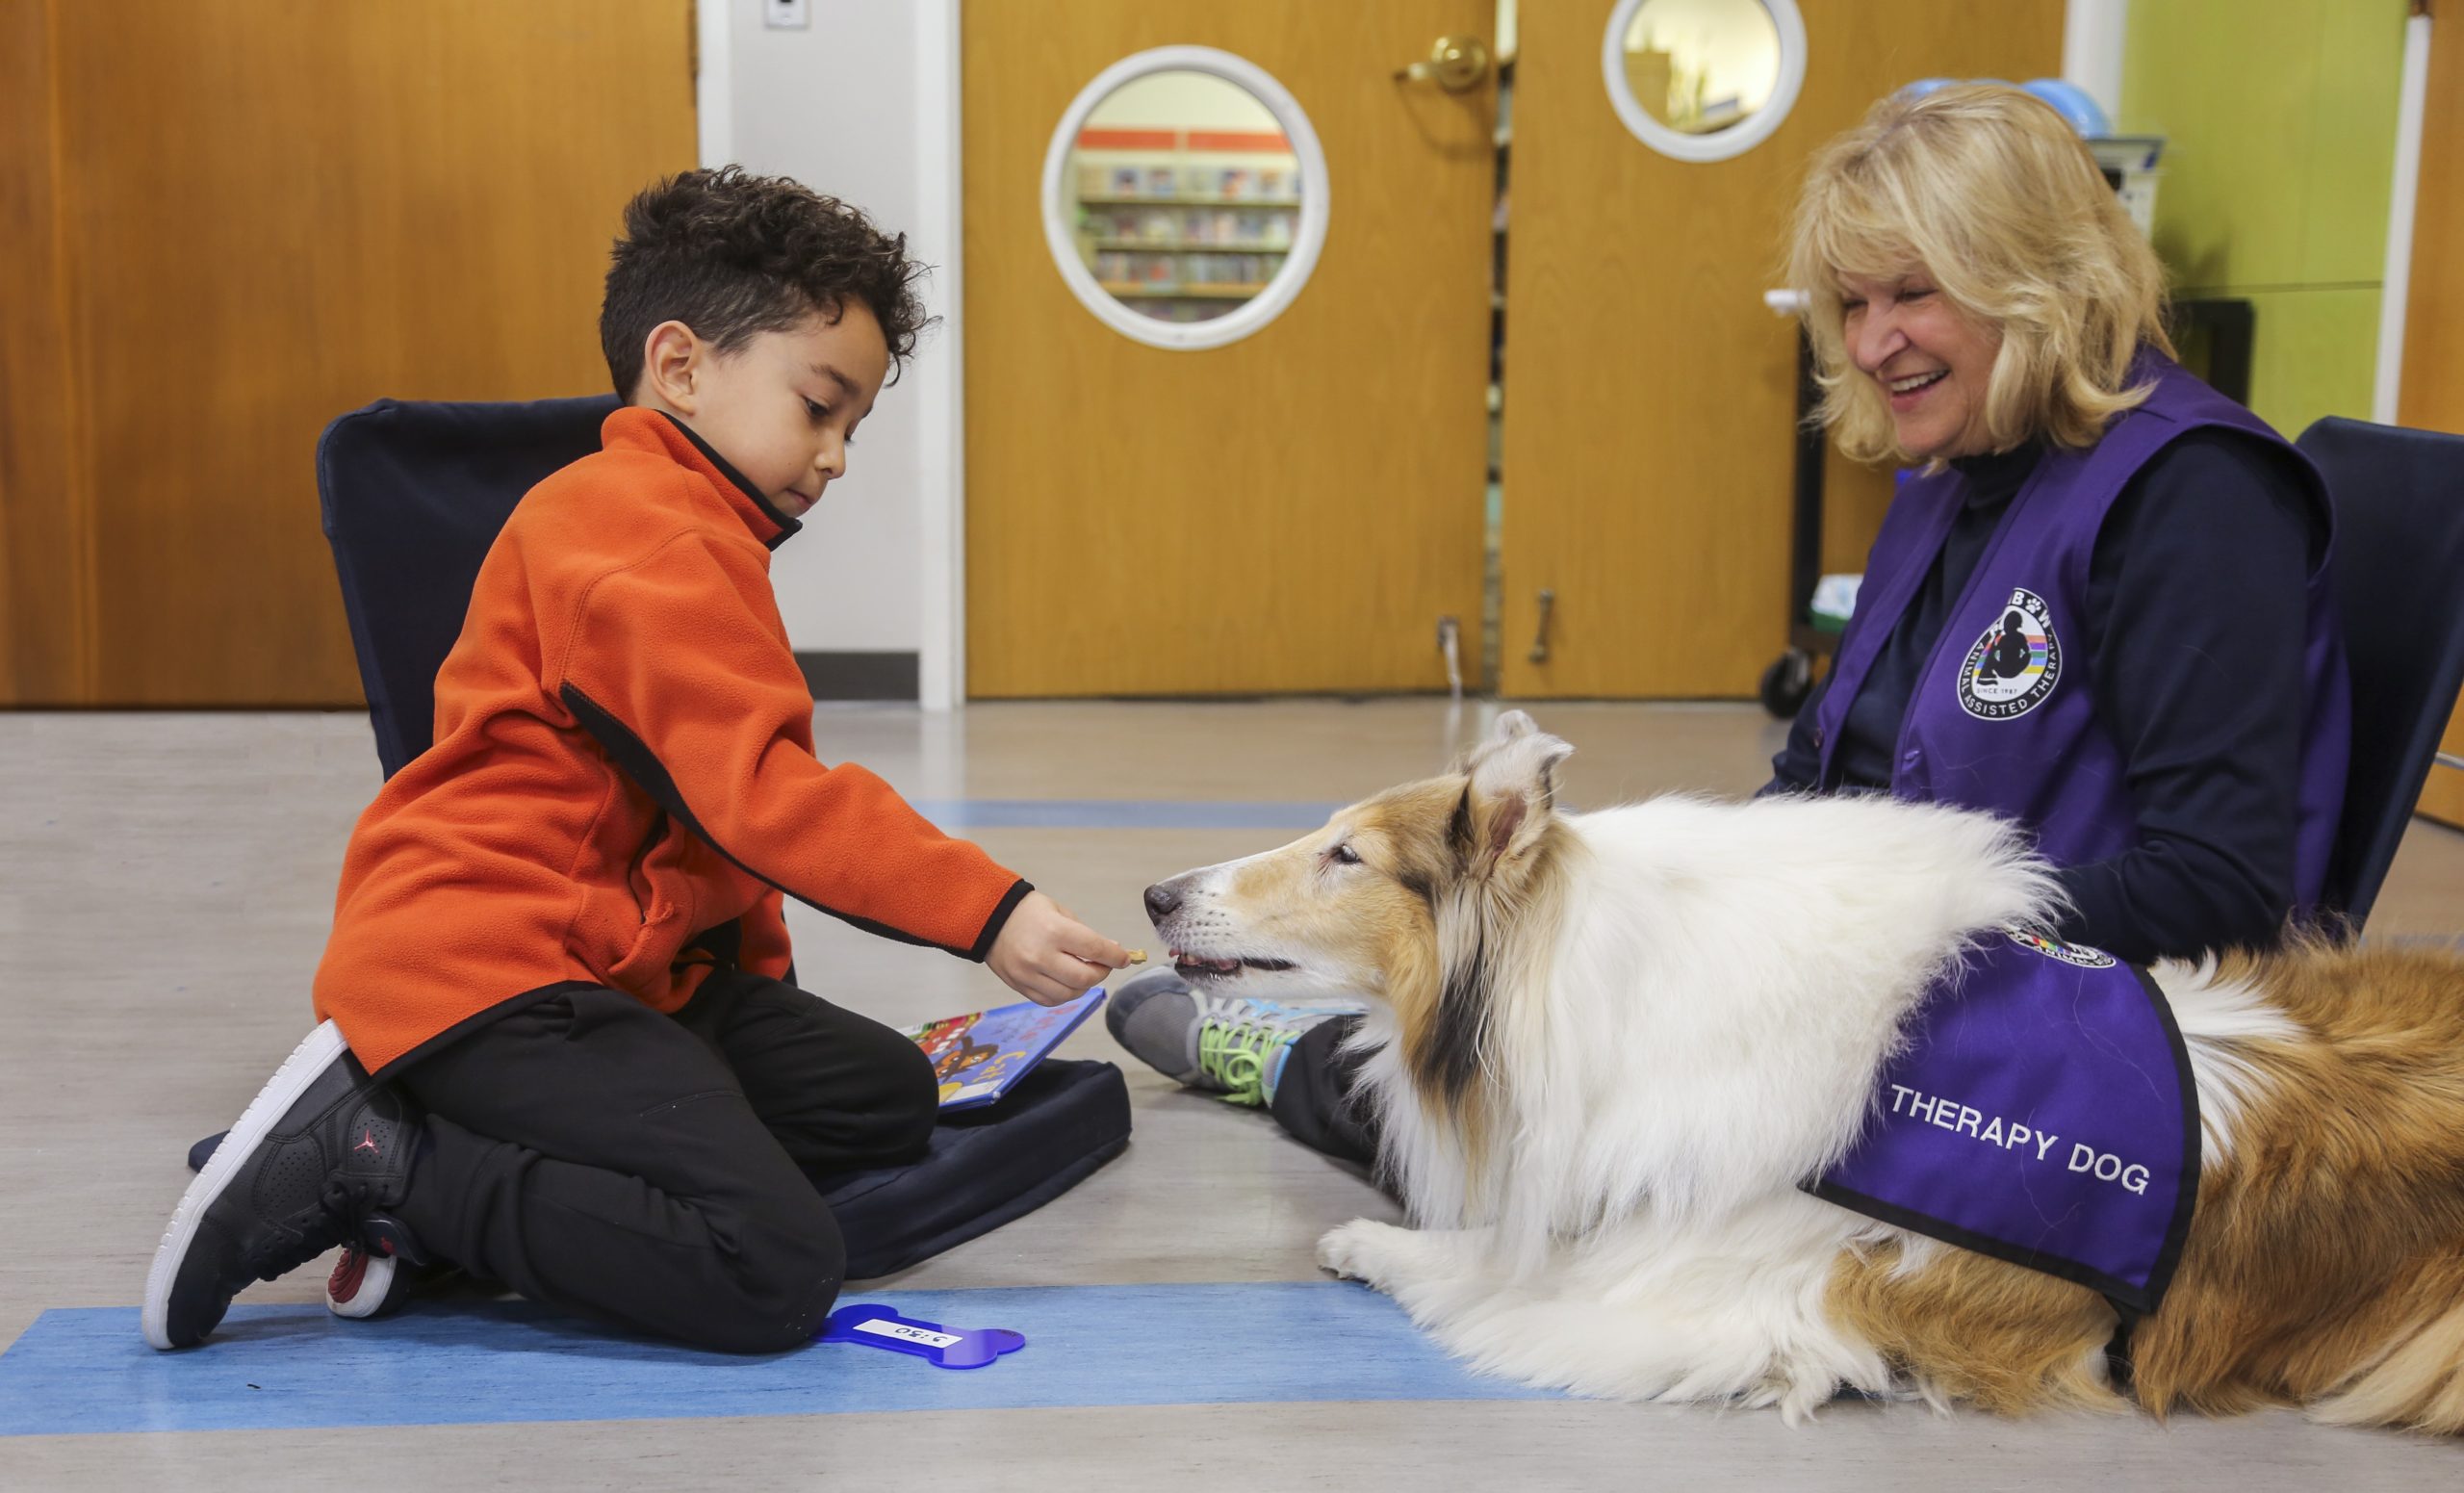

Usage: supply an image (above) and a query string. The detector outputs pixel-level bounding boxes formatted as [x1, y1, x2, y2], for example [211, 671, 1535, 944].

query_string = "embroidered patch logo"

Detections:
[2005, 928, 2118, 968]
[1957, 587, 2063, 720]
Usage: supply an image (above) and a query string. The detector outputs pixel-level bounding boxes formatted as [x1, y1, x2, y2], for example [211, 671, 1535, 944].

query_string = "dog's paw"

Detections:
[1317, 1218, 1412, 1285]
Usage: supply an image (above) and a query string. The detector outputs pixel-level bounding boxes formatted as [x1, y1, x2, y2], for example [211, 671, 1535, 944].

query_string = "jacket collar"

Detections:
[601, 406, 803, 550]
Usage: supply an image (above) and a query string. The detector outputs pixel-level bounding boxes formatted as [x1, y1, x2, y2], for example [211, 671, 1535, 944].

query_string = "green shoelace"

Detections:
[1195, 1015, 1302, 1107]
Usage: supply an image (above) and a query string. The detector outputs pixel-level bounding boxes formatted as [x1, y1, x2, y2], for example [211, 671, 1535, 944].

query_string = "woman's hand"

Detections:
[987, 889, 1132, 1006]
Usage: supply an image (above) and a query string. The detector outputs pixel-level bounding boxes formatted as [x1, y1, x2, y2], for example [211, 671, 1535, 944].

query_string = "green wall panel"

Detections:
[2237, 286, 2384, 438]
[2120, 0, 2408, 432]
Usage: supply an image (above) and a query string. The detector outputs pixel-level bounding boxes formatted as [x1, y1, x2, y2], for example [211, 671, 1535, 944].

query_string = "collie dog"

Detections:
[1142, 711, 2464, 1429]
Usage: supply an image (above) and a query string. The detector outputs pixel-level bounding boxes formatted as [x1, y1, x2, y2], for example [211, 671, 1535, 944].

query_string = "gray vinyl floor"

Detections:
[5, 701, 2461, 1490]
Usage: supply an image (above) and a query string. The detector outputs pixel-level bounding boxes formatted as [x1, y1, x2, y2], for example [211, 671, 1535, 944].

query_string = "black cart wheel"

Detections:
[1758, 649, 1813, 719]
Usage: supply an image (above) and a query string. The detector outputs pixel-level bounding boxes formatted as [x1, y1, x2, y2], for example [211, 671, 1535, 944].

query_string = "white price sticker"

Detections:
[856, 1319, 962, 1350]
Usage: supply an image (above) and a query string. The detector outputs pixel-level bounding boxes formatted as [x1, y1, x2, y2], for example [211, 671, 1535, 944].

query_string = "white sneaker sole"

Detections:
[141, 1020, 349, 1351]
[325, 1247, 400, 1319]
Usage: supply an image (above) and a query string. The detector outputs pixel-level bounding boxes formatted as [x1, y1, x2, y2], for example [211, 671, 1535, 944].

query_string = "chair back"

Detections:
[317, 396, 620, 778]
[2297, 416, 2464, 926]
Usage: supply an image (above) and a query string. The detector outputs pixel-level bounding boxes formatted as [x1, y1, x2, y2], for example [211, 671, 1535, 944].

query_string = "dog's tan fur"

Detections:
[1831, 938, 2464, 1430]
[1824, 1242, 2124, 1417]
[1194, 742, 1572, 1187]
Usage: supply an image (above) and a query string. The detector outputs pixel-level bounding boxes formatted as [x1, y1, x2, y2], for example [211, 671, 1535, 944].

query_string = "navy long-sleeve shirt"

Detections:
[1766, 429, 2325, 964]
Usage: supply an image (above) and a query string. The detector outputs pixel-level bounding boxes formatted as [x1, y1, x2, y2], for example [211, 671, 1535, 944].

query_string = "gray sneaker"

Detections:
[1105, 967, 1365, 1107]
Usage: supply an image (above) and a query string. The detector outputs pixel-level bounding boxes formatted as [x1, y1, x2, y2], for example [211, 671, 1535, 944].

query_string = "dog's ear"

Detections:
[1450, 712, 1572, 875]
[1453, 708, 1543, 778]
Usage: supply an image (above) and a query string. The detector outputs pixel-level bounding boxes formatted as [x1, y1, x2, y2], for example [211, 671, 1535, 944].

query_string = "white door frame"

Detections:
[2374, 7, 2434, 424]
[698, 0, 969, 709]
[911, 0, 966, 709]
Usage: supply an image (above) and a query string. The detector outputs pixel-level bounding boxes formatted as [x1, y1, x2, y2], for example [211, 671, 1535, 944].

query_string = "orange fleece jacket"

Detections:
[313, 407, 1029, 1075]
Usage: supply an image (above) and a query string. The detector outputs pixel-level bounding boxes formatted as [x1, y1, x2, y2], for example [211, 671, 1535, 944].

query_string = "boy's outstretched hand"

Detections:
[988, 889, 1133, 1006]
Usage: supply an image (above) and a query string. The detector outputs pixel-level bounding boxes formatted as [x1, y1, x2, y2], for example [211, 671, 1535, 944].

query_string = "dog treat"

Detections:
[1124, 948, 1148, 965]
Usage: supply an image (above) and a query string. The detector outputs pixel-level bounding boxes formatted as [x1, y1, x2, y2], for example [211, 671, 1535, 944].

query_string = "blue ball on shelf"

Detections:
[1893, 77, 2110, 140]
[2021, 78, 2112, 138]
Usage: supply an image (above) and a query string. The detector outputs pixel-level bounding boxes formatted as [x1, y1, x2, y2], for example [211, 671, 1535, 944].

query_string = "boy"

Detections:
[142, 167, 1130, 1353]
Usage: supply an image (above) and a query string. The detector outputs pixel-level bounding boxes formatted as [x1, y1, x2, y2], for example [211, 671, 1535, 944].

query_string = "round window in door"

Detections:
[1603, 0, 1807, 163]
[1042, 46, 1330, 350]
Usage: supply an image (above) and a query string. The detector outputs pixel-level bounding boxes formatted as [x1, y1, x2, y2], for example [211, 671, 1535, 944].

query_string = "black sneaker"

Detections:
[183, 1125, 443, 1322]
[142, 1021, 423, 1350]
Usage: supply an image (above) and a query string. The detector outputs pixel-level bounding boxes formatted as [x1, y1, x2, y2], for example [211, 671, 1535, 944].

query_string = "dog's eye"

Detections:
[1329, 843, 1361, 866]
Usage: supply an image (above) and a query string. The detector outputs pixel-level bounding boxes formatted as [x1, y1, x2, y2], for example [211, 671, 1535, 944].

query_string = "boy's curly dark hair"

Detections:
[601, 167, 933, 399]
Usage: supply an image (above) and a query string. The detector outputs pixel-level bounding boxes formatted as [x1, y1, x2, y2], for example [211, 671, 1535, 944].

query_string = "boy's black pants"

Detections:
[1267, 1015, 1380, 1167]
[388, 970, 937, 1353]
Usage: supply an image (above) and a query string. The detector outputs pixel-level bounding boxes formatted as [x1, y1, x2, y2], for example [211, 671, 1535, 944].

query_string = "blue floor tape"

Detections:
[0, 1282, 1550, 1435]
[907, 800, 1344, 830]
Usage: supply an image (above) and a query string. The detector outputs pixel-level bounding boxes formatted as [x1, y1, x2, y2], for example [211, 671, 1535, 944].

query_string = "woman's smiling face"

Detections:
[1837, 269, 2003, 461]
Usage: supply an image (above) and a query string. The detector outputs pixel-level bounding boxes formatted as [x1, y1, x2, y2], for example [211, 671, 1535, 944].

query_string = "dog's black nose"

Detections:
[1143, 881, 1183, 922]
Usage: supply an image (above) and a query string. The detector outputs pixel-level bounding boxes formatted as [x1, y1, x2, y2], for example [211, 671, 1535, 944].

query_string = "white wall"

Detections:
[706, 0, 962, 697]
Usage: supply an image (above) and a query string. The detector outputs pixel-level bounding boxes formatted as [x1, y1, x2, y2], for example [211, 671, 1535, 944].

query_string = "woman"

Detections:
[1765, 82, 2346, 965]
[1114, 84, 2348, 1163]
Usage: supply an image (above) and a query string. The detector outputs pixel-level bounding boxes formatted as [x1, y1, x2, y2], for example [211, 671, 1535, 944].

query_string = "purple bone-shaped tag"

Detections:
[815, 1303, 1027, 1370]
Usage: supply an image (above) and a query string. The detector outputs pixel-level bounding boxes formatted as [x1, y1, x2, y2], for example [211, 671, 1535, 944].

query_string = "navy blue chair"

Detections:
[2297, 417, 2464, 929]
[318, 395, 622, 779]
[195, 397, 1131, 1282]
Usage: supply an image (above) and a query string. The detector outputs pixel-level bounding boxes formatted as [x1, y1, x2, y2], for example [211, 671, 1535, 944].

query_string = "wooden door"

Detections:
[0, 1, 696, 707]
[2400, 8, 2464, 827]
[1496, 0, 2063, 698]
[962, 0, 1496, 697]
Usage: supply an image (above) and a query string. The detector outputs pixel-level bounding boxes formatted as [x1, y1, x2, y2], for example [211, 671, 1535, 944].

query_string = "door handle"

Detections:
[1527, 588, 1555, 664]
[1436, 615, 1464, 700]
[1394, 35, 1491, 93]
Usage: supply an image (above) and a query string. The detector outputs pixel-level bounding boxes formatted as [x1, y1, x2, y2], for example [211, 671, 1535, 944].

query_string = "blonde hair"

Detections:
[1787, 84, 2171, 465]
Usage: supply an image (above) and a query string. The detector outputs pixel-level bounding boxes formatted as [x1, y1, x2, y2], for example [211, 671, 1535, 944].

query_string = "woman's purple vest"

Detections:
[1810, 353, 2349, 904]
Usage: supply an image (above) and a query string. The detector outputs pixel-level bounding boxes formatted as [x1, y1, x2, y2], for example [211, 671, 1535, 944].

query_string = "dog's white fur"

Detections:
[1335, 788, 2084, 1419]
[1154, 712, 2317, 1420]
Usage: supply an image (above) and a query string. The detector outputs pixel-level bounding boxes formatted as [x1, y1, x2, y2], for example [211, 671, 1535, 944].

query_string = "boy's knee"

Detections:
[702, 1197, 847, 1353]
[757, 1013, 938, 1168]
[813, 1020, 937, 1160]
[874, 1033, 939, 1153]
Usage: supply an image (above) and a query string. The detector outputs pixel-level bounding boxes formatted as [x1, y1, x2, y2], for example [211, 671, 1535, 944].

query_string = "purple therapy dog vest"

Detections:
[1810, 931, 2197, 1312]
[1803, 354, 2346, 1312]
[1809, 351, 2348, 890]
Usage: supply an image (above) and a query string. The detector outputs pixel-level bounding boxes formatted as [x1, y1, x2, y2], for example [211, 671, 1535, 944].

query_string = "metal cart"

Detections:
[1760, 298, 1834, 719]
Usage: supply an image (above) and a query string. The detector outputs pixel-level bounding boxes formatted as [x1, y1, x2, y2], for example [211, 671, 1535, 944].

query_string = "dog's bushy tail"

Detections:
[2310, 1292, 2464, 1434]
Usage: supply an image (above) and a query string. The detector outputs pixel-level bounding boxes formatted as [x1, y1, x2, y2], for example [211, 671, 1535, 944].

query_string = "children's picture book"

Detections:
[902, 989, 1108, 1111]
